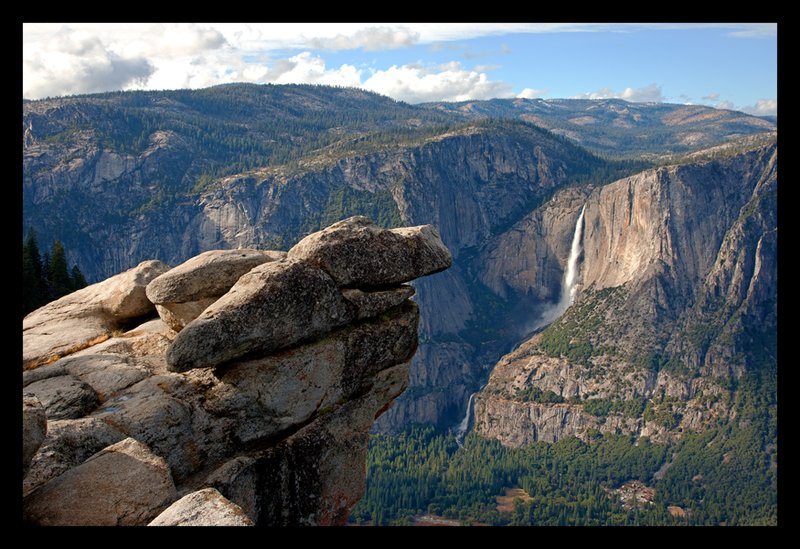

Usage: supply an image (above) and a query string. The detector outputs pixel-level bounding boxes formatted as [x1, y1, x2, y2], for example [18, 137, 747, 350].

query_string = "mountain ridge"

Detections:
[421, 96, 775, 158]
[22, 84, 777, 435]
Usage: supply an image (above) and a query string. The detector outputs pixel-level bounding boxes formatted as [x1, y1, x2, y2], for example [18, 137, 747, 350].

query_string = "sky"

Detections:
[22, 23, 777, 115]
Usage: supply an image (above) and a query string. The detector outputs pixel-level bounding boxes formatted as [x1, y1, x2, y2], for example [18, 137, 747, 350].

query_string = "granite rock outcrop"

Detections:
[22, 217, 450, 526]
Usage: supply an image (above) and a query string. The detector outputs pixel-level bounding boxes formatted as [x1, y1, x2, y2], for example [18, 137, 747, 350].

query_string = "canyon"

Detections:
[22, 86, 777, 525]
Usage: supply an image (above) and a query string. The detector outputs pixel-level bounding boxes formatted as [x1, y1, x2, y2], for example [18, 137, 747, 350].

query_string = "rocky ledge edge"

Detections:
[22, 216, 451, 526]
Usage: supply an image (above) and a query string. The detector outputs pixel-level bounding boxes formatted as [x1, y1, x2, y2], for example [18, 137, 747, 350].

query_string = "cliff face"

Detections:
[195, 127, 597, 431]
[23, 87, 777, 437]
[475, 187, 591, 329]
[22, 217, 451, 526]
[25, 104, 609, 432]
[474, 143, 777, 446]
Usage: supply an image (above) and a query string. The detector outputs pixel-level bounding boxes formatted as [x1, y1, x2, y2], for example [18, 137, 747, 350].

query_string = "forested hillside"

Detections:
[353, 360, 776, 526]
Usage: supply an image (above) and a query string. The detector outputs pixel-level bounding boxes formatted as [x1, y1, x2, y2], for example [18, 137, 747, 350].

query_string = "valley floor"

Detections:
[350, 408, 776, 527]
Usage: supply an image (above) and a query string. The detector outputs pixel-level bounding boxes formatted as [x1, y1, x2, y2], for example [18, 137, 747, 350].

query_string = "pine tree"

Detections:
[41, 251, 51, 297]
[70, 265, 88, 291]
[48, 240, 72, 299]
[22, 227, 46, 316]
[23, 235, 88, 314]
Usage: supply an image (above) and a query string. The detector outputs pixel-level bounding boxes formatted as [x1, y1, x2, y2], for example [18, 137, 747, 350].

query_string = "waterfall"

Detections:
[562, 203, 587, 307]
[455, 390, 480, 447]
[529, 203, 587, 331]
[455, 205, 586, 449]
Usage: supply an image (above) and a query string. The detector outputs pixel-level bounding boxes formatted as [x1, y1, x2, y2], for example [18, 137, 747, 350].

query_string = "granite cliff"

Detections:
[22, 217, 451, 526]
[473, 143, 777, 446]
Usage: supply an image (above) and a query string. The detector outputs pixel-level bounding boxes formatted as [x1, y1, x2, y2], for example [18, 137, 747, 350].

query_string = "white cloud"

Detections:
[573, 83, 664, 103]
[362, 63, 514, 104]
[727, 24, 777, 38]
[117, 23, 228, 58]
[517, 88, 547, 99]
[23, 23, 234, 98]
[143, 57, 233, 91]
[698, 95, 777, 117]
[405, 23, 778, 43]
[23, 26, 154, 98]
[21, 23, 776, 106]
[30, 23, 775, 81]
[620, 84, 664, 102]
[742, 99, 777, 116]
[267, 52, 362, 87]
[23, 23, 777, 63]
[714, 100, 736, 111]
[437, 61, 462, 72]
[251, 56, 514, 104]
[308, 26, 419, 51]
[21, 22, 515, 104]
[462, 43, 515, 60]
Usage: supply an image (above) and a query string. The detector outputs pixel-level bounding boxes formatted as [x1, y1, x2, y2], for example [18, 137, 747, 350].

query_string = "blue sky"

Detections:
[22, 23, 777, 115]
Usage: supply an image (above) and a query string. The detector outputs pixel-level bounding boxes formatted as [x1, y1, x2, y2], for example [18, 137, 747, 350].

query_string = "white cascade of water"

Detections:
[456, 205, 586, 448]
[455, 390, 480, 447]
[529, 203, 587, 331]
[562, 202, 587, 306]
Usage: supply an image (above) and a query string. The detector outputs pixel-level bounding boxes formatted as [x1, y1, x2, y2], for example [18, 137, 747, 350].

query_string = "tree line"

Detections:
[22, 228, 87, 317]
[350, 363, 776, 526]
